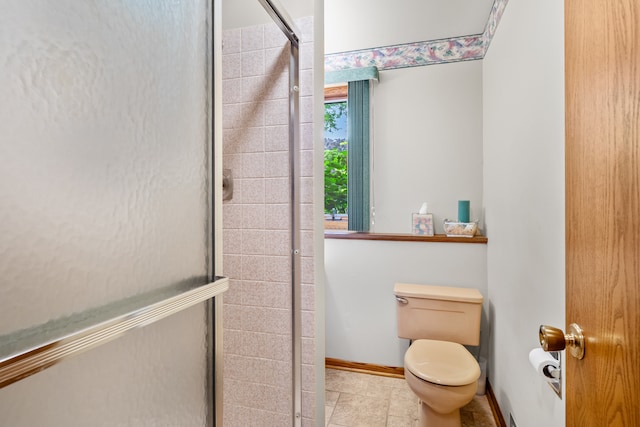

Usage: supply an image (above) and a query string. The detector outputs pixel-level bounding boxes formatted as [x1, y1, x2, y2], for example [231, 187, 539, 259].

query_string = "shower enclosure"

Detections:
[220, 0, 316, 425]
[0, 1, 226, 426]
[0, 1, 316, 425]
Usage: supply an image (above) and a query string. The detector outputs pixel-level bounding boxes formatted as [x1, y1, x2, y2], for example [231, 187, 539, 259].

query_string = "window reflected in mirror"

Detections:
[324, 84, 348, 230]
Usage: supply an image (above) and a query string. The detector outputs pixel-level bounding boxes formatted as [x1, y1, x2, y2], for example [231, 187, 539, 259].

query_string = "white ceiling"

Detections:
[325, 0, 496, 54]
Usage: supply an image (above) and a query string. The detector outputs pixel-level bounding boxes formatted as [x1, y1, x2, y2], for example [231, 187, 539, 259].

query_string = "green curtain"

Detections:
[347, 80, 370, 231]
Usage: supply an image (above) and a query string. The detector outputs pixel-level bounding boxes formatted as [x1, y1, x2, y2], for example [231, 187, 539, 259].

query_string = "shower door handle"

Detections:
[222, 169, 233, 201]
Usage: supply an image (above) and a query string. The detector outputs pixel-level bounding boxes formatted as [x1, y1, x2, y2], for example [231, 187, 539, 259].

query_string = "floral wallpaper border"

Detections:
[482, 0, 509, 50]
[325, 0, 509, 72]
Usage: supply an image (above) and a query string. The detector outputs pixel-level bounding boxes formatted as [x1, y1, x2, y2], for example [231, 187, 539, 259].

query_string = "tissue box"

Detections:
[412, 213, 434, 236]
[443, 219, 478, 237]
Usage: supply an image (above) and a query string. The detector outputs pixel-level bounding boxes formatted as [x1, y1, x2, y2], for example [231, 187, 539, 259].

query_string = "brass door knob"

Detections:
[539, 323, 585, 359]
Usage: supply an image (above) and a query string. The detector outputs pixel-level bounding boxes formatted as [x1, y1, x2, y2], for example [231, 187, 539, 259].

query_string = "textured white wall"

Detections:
[325, 239, 488, 366]
[483, 1, 565, 426]
[0, 1, 211, 425]
[372, 61, 484, 234]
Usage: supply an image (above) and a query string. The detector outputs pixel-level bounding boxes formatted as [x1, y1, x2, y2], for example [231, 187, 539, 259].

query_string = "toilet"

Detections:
[394, 282, 483, 427]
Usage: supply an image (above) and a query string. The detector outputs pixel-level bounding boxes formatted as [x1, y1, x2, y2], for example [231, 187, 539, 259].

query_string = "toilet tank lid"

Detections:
[394, 283, 483, 303]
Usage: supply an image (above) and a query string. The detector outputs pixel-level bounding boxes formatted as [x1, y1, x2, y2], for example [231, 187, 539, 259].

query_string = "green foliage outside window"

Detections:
[324, 101, 348, 214]
[324, 102, 346, 133]
[324, 144, 348, 214]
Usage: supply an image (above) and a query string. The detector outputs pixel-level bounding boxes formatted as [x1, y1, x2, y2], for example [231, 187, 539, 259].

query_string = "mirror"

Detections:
[324, 0, 493, 234]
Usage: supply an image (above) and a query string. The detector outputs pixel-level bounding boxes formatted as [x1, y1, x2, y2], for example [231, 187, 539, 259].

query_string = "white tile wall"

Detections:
[222, 16, 316, 425]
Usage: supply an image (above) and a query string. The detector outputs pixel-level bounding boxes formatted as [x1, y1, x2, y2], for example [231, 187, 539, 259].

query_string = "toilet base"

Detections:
[418, 400, 461, 427]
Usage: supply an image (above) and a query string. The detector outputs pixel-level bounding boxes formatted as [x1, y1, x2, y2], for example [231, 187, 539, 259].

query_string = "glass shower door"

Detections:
[0, 1, 222, 425]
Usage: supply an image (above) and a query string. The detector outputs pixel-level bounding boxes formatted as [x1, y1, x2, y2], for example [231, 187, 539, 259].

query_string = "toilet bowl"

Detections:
[404, 339, 480, 427]
[394, 283, 483, 427]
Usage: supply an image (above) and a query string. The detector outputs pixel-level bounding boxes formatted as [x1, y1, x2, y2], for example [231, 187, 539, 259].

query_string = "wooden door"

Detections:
[565, 0, 640, 425]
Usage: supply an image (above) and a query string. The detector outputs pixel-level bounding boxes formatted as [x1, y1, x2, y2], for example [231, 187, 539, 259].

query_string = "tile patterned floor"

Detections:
[325, 368, 497, 427]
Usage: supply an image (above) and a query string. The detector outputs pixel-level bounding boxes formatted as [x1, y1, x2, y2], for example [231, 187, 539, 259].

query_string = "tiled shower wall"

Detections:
[221, 17, 316, 425]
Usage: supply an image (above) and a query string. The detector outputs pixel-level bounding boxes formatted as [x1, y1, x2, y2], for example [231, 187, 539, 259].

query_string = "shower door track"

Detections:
[256, 1, 302, 425]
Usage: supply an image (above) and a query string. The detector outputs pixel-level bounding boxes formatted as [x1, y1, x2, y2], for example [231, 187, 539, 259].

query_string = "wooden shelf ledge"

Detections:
[324, 231, 488, 244]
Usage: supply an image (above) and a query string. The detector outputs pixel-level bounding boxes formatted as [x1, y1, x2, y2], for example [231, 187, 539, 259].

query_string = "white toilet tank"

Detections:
[394, 283, 483, 346]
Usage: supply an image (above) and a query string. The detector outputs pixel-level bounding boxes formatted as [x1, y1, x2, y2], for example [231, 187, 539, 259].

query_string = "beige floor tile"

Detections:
[467, 405, 497, 427]
[390, 379, 409, 389]
[357, 373, 395, 399]
[388, 387, 419, 419]
[329, 392, 389, 427]
[472, 394, 493, 412]
[325, 390, 340, 407]
[325, 369, 367, 395]
[392, 382, 418, 401]
[386, 414, 417, 427]
[325, 368, 497, 427]
[363, 373, 406, 389]
[325, 405, 335, 427]
[465, 395, 491, 412]
[460, 408, 476, 427]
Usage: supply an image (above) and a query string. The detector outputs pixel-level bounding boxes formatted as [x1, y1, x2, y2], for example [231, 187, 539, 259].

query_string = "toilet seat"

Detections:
[405, 339, 480, 386]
